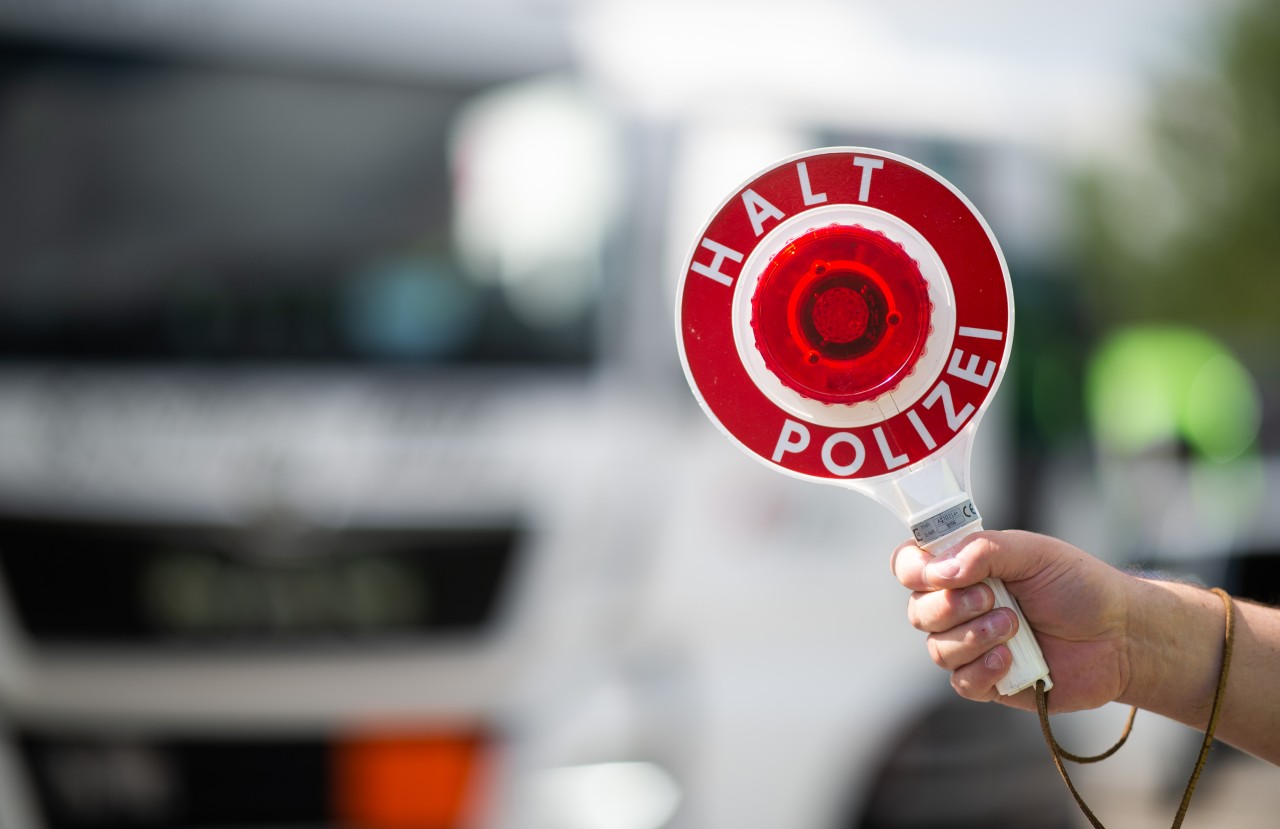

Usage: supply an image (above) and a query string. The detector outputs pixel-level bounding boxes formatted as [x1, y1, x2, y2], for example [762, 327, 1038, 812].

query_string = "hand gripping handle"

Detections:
[981, 571, 1053, 695]
[919, 519, 1053, 696]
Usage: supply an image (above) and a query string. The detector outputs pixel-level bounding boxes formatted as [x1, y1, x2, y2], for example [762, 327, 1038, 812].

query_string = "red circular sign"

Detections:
[676, 148, 1012, 482]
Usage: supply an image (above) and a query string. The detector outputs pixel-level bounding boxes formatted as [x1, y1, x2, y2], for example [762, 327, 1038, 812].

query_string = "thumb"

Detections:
[924, 530, 1054, 589]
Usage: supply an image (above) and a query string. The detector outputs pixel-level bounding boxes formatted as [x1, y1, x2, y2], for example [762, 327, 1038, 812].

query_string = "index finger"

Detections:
[890, 539, 933, 592]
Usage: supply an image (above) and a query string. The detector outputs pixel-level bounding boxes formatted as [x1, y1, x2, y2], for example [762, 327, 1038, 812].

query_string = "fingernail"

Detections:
[961, 586, 988, 614]
[984, 650, 1005, 671]
[928, 556, 962, 581]
[987, 611, 1013, 639]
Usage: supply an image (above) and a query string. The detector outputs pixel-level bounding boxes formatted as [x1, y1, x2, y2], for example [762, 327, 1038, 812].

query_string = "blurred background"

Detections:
[0, 1, 1276, 827]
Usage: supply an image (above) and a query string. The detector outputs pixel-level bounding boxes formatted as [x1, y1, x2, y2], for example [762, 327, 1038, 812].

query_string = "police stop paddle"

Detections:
[675, 147, 1051, 696]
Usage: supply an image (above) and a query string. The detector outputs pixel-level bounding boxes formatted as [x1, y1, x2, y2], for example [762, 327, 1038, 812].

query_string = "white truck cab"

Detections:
[0, 4, 1078, 829]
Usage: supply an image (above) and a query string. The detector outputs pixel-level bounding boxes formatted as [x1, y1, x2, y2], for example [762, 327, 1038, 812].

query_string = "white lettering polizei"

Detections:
[797, 162, 827, 206]
[742, 188, 785, 237]
[690, 238, 744, 286]
[853, 157, 884, 202]
[821, 432, 866, 476]
[873, 426, 908, 470]
[922, 381, 975, 431]
[772, 419, 811, 462]
[947, 349, 997, 388]
[906, 409, 937, 450]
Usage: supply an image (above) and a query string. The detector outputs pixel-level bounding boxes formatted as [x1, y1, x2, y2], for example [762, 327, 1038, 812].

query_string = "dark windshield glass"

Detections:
[0, 41, 596, 365]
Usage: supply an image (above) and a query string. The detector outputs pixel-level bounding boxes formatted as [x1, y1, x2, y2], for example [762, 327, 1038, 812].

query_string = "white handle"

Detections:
[982, 574, 1053, 695]
[923, 522, 1052, 696]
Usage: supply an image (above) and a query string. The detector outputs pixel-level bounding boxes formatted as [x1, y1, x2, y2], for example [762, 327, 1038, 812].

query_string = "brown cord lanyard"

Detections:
[1034, 588, 1236, 829]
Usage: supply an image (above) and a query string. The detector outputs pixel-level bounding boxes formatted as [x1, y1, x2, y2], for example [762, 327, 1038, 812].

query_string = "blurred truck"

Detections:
[0, 4, 1073, 828]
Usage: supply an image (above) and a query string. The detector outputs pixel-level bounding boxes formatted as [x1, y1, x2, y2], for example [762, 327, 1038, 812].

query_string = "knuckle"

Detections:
[926, 637, 946, 668]
[927, 636, 961, 671]
[905, 600, 921, 631]
[950, 667, 997, 702]
[950, 671, 980, 700]
[964, 533, 998, 565]
[890, 540, 919, 581]
[909, 546, 942, 591]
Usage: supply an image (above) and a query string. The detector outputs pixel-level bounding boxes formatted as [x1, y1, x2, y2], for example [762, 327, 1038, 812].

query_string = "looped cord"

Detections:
[1034, 587, 1235, 829]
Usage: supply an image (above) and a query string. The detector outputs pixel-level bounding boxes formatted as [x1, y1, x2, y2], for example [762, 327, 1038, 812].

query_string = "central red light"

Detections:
[810, 285, 869, 344]
[751, 224, 931, 404]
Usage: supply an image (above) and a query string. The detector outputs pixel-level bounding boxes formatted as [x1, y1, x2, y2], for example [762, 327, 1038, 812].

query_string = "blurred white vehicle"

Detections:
[0, 4, 1076, 829]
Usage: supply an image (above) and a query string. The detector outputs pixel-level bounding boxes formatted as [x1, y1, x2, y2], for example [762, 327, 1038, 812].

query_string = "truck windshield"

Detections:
[0, 40, 598, 366]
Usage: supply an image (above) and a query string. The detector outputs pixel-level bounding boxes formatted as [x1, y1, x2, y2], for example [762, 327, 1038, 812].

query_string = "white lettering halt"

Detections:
[852, 157, 884, 202]
[797, 161, 827, 206]
[742, 188, 785, 237]
[690, 238, 744, 286]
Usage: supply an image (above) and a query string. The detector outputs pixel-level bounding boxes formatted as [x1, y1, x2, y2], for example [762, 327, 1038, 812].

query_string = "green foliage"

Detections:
[1075, 0, 1280, 365]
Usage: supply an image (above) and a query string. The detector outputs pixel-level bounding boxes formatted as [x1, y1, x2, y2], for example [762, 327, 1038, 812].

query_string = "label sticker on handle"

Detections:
[911, 499, 981, 546]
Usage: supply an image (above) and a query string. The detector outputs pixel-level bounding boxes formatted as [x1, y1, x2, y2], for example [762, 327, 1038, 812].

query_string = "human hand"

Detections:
[890, 530, 1134, 714]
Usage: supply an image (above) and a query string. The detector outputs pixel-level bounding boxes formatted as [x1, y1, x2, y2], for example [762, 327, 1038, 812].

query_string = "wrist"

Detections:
[1119, 577, 1225, 724]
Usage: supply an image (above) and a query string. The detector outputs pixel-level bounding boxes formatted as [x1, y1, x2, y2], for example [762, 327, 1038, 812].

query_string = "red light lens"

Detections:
[751, 225, 931, 404]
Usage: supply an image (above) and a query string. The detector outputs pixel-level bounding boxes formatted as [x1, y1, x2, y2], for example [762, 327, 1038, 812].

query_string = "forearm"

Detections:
[1121, 577, 1280, 763]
